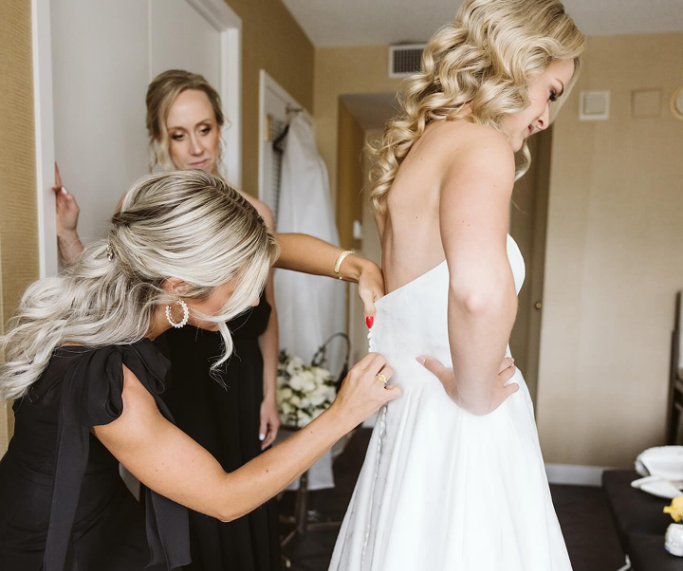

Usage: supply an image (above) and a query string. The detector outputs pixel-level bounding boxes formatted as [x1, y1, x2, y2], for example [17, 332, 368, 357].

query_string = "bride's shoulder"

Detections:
[436, 123, 514, 176]
[431, 125, 516, 201]
[426, 121, 512, 165]
[441, 120, 510, 149]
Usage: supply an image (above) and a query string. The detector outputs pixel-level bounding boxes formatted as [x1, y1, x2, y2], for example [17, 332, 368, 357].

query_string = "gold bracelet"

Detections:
[334, 250, 354, 279]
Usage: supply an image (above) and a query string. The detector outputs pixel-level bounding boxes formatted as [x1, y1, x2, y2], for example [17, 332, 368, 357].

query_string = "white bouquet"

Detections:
[277, 349, 337, 428]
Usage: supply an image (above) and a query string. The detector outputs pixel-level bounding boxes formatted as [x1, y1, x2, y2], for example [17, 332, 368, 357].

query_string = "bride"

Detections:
[329, 0, 585, 569]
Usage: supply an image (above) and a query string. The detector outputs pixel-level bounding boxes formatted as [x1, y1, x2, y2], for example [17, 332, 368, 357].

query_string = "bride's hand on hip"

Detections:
[330, 353, 401, 427]
[417, 355, 518, 415]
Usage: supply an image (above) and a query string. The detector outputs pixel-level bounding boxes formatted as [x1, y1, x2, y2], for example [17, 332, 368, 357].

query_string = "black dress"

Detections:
[159, 296, 281, 571]
[0, 340, 191, 571]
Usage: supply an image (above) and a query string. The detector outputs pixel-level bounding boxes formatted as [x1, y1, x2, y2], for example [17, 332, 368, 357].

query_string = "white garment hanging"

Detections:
[275, 114, 346, 491]
[275, 113, 347, 374]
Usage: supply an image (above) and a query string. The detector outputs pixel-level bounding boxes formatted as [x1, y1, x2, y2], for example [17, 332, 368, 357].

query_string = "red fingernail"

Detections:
[365, 316, 374, 329]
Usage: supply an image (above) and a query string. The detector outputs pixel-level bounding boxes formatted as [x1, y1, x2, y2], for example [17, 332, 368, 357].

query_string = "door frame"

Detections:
[32, 0, 242, 278]
[257, 69, 312, 205]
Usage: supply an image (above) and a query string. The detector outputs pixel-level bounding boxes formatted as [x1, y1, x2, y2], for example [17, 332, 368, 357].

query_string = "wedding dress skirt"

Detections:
[329, 236, 571, 571]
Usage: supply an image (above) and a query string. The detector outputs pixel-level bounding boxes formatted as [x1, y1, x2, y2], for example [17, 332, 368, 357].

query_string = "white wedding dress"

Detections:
[329, 235, 572, 571]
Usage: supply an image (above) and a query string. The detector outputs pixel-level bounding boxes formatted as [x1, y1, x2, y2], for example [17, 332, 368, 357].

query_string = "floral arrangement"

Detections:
[276, 349, 337, 428]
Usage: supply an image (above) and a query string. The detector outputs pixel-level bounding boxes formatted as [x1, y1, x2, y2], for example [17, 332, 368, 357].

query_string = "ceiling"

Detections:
[281, 0, 683, 47]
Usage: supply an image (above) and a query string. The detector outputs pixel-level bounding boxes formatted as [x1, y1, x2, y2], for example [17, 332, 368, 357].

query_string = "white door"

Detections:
[51, 0, 151, 254]
[150, 0, 221, 89]
[42, 0, 240, 275]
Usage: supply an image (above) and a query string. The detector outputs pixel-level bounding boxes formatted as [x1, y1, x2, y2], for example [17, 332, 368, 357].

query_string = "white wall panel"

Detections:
[51, 0, 150, 244]
[49, 0, 229, 253]
[150, 0, 221, 89]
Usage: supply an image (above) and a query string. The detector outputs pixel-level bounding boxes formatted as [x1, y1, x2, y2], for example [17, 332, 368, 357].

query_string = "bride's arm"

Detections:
[428, 128, 519, 415]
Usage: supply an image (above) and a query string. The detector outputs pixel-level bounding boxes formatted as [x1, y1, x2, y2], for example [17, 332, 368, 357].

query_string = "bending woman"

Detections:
[52, 70, 380, 570]
[0, 170, 400, 571]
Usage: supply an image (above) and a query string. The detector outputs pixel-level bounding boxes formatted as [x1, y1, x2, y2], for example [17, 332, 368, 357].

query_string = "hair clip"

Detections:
[106, 242, 115, 262]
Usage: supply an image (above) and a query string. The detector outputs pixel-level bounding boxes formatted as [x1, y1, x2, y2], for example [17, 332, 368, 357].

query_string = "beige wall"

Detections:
[336, 101, 366, 251]
[223, 0, 314, 197]
[0, 0, 39, 454]
[314, 45, 404, 207]
[536, 33, 683, 467]
[350, 130, 383, 364]
[337, 101, 367, 336]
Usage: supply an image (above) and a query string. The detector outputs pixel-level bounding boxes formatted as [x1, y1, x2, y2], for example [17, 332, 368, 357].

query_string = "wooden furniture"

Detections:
[667, 292, 683, 445]
[603, 469, 683, 571]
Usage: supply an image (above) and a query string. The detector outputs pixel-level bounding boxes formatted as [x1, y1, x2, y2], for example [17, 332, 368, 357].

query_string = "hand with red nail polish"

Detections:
[356, 259, 383, 332]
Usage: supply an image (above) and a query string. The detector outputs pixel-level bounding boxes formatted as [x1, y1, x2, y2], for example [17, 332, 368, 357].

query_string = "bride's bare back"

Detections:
[376, 119, 512, 295]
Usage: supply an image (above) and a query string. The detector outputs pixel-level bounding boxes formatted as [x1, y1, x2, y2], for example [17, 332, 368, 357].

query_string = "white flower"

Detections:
[286, 356, 305, 376]
[281, 402, 293, 415]
[314, 367, 332, 382]
[312, 383, 328, 396]
[312, 409, 325, 420]
[322, 385, 336, 400]
[300, 370, 315, 382]
[278, 387, 293, 402]
[300, 397, 311, 408]
[304, 381, 316, 393]
[298, 411, 312, 427]
[290, 395, 301, 406]
[288, 375, 306, 391]
[299, 371, 317, 392]
[310, 393, 326, 406]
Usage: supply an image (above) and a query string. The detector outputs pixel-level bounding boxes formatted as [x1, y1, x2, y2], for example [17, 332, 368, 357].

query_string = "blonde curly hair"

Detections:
[370, 0, 586, 212]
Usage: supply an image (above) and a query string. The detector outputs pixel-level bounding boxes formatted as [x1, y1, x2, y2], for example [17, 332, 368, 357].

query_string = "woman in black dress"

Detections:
[162, 299, 280, 571]
[53, 70, 382, 570]
[0, 170, 400, 571]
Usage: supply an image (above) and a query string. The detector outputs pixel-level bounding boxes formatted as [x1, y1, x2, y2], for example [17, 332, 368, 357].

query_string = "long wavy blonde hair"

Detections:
[370, 0, 586, 212]
[0, 170, 278, 401]
[146, 69, 225, 173]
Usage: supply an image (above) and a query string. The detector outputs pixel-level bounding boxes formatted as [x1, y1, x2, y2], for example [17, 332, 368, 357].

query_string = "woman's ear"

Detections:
[163, 277, 191, 295]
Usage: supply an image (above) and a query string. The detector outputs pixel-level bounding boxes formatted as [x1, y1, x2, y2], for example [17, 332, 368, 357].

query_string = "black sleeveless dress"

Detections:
[0, 339, 190, 571]
[159, 296, 281, 571]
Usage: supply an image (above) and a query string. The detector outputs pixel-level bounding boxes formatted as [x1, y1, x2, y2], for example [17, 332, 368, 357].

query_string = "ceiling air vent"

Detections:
[389, 44, 426, 78]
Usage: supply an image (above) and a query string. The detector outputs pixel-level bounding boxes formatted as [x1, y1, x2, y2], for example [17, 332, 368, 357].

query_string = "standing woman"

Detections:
[53, 71, 381, 571]
[0, 170, 400, 571]
[329, 1, 585, 569]
[145, 71, 283, 571]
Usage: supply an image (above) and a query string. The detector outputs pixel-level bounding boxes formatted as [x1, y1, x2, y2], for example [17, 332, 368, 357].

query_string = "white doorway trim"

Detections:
[32, 0, 58, 278]
[32, 0, 242, 277]
[258, 69, 311, 203]
[186, 0, 242, 188]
